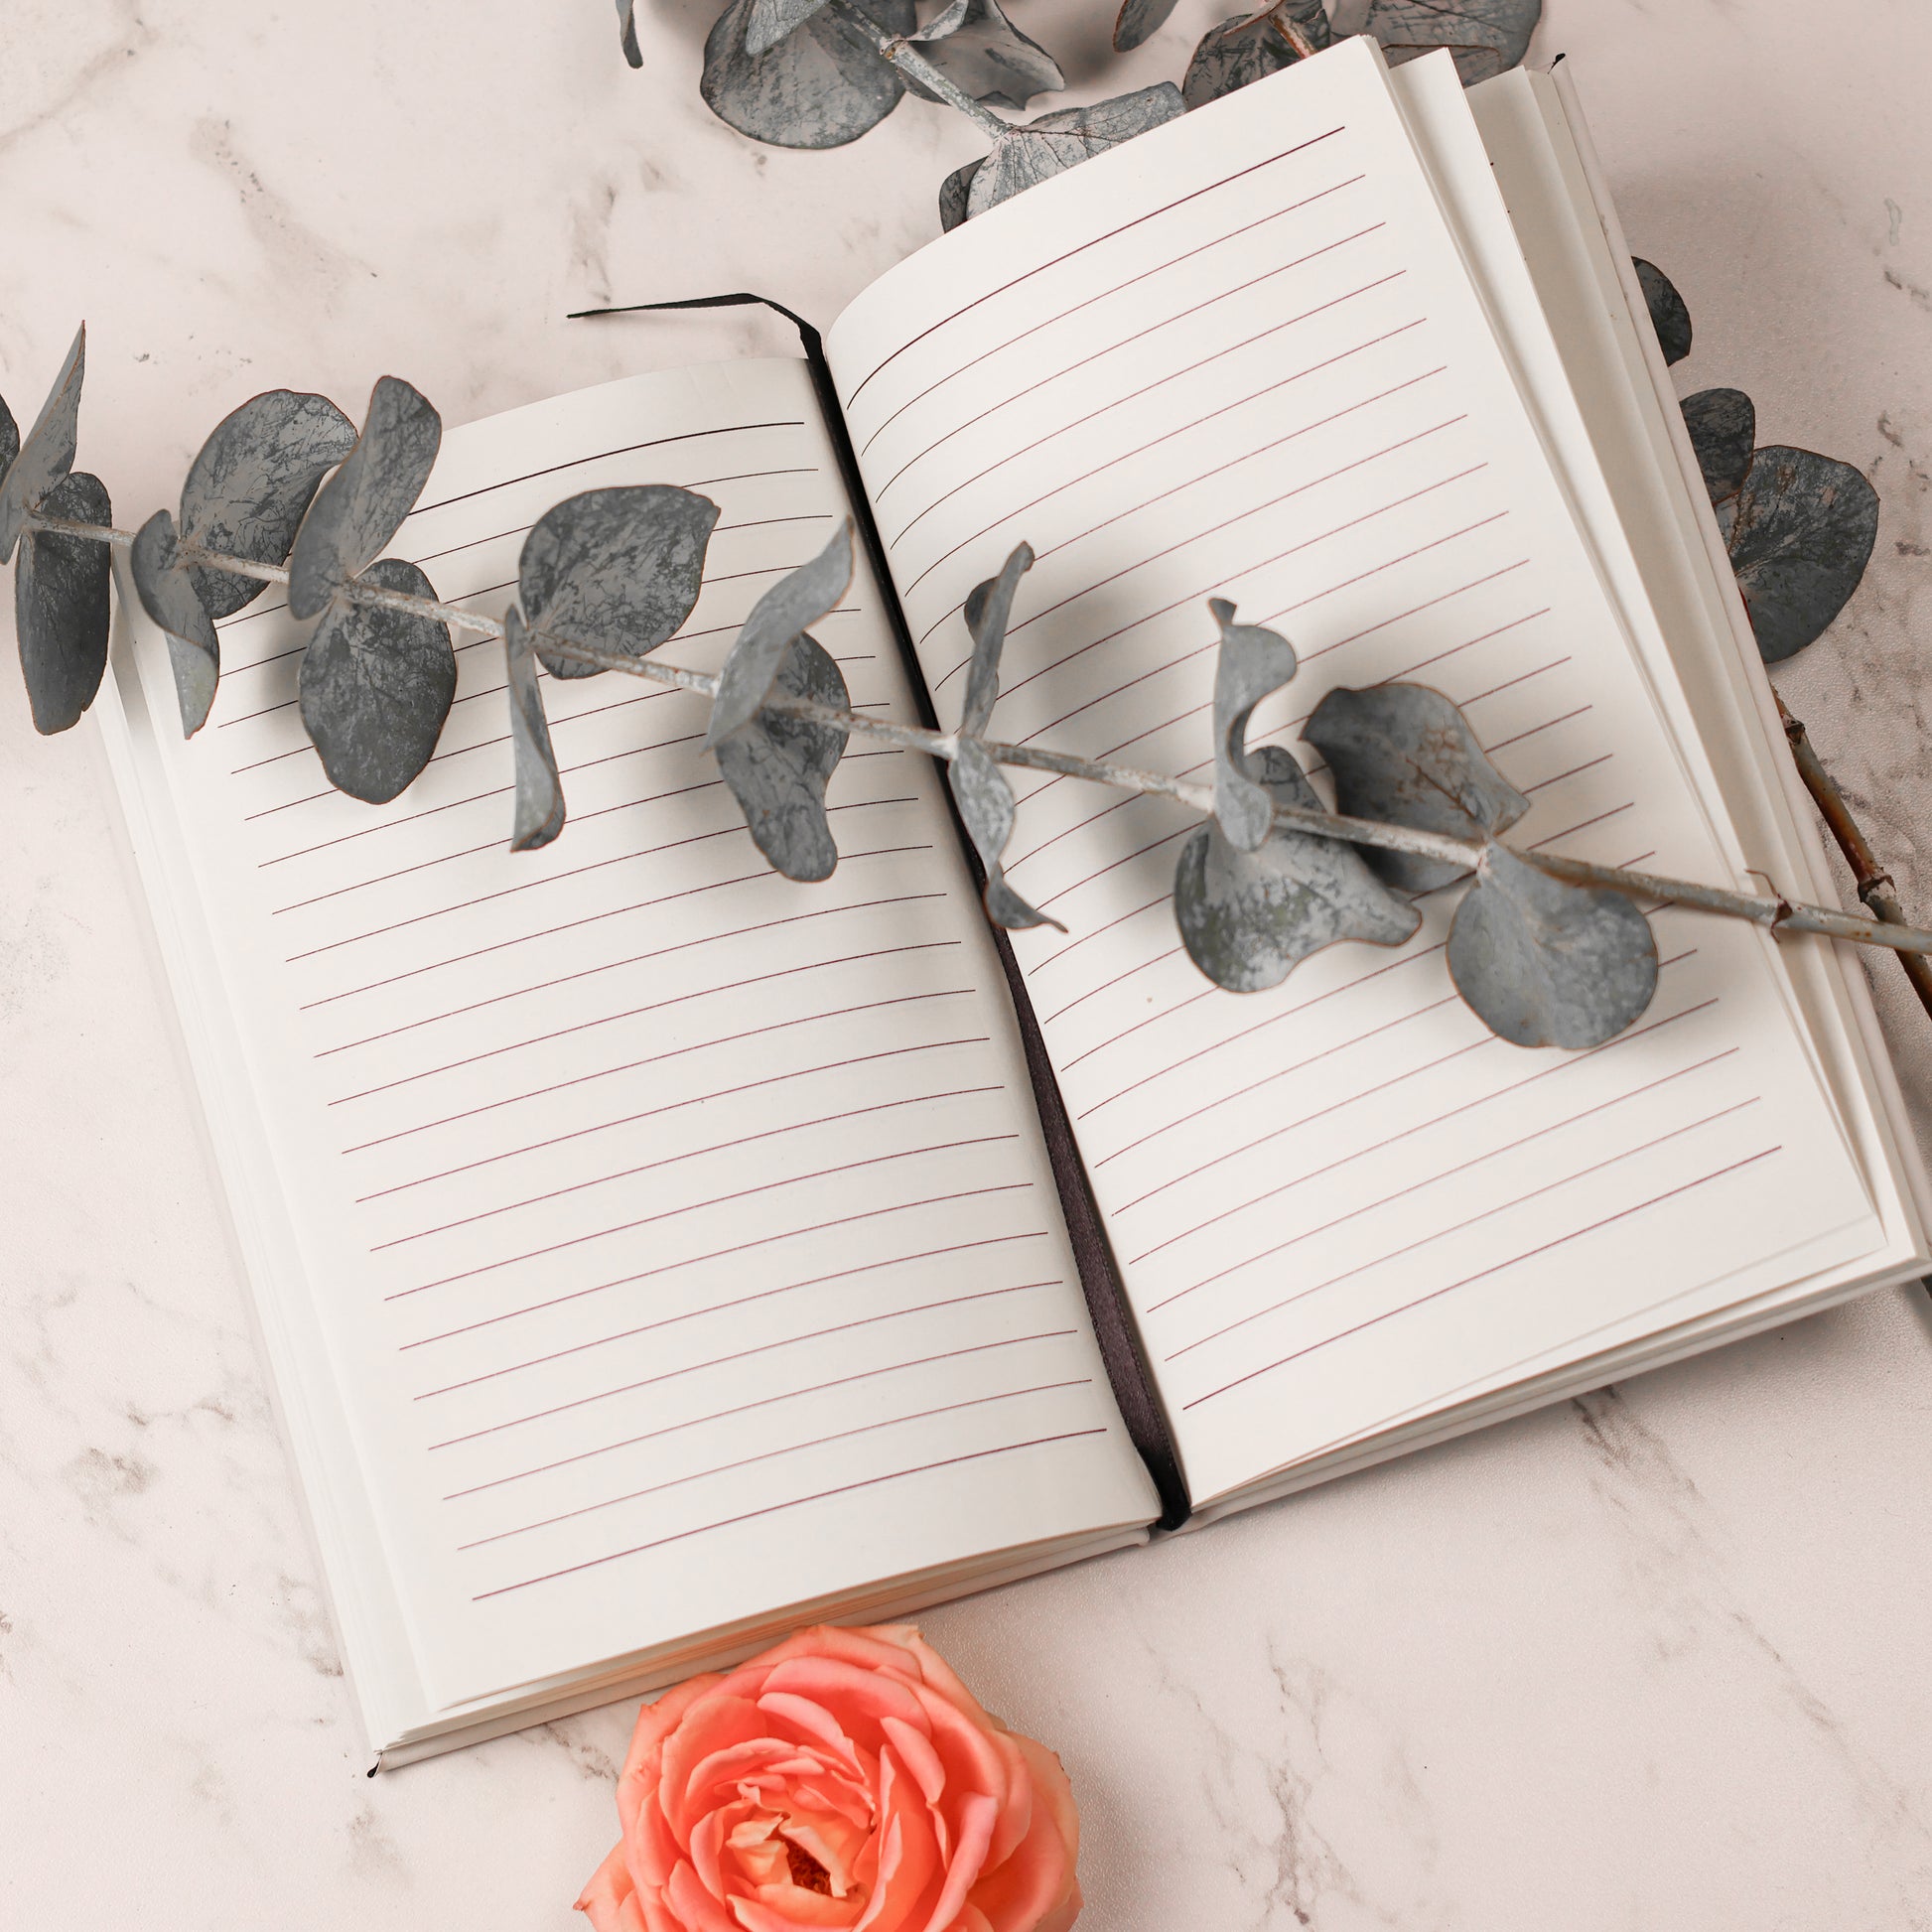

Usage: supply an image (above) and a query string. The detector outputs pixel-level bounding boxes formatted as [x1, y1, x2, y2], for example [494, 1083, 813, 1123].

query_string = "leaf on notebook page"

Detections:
[966, 83, 1186, 220]
[745, 0, 832, 57]
[1724, 446, 1880, 664]
[1681, 386, 1755, 510]
[616, 0, 642, 66]
[0, 390, 19, 493]
[1633, 257, 1693, 366]
[0, 325, 84, 566]
[179, 390, 357, 619]
[1174, 744, 1420, 991]
[298, 557, 457, 803]
[287, 376, 441, 620]
[1303, 682, 1529, 893]
[517, 483, 720, 680]
[706, 518, 854, 749]
[14, 470, 111, 736]
[1449, 839, 1657, 1047]
[1360, 0, 1540, 84]
[1183, 3, 1332, 110]
[702, 0, 913, 150]
[504, 607, 566, 852]
[959, 539, 1034, 735]
[1113, 0, 1181, 54]
[902, 0, 1064, 112]
[130, 508, 222, 738]
[1205, 597, 1298, 852]
[939, 158, 979, 231]
[714, 632, 850, 881]
[949, 736, 1061, 929]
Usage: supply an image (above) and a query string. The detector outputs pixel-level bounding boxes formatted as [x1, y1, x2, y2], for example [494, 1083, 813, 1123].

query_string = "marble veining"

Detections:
[4, 2, 1932, 1927]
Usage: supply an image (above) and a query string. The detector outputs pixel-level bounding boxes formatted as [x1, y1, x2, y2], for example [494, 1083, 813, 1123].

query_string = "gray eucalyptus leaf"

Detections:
[1361, 0, 1539, 83]
[1114, 0, 1182, 55]
[504, 606, 566, 852]
[298, 557, 456, 804]
[1681, 387, 1754, 510]
[746, 0, 833, 56]
[14, 470, 112, 736]
[617, 0, 642, 65]
[518, 483, 719, 680]
[960, 539, 1034, 735]
[181, 390, 357, 620]
[1206, 597, 1298, 853]
[0, 391, 19, 488]
[903, 0, 1064, 112]
[1175, 745, 1420, 992]
[1303, 681, 1529, 893]
[1724, 446, 1880, 664]
[0, 325, 84, 566]
[287, 376, 441, 621]
[713, 632, 850, 881]
[967, 83, 1186, 220]
[1183, 3, 1331, 110]
[1633, 257, 1692, 366]
[948, 735, 1061, 930]
[1448, 839, 1657, 1048]
[706, 518, 854, 749]
[939, 158, 980, 232]
[131, 508, 221, 738]
[702, 0, 913, 151]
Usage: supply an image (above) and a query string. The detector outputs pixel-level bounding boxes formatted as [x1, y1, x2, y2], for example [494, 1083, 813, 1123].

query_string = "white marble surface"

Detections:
[5, 2, 1932, 1925]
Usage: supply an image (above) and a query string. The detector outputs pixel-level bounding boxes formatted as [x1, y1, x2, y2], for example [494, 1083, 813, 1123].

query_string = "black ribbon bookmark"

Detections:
[571, 292, 1193, 1531]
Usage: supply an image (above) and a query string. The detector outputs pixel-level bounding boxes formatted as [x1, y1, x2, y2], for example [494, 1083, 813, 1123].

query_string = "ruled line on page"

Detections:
[458, 1378, 1098, 1550]
[424, 1282, 1066, 1441]
[1178, 1151, 1782, 1411]
[472, 1431, 1108, 1600]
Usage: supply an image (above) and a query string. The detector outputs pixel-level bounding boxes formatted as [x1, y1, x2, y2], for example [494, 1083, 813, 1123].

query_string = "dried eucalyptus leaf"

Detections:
[617, 0, 642, 65]
[1361, 0, 1539, 83]
[706, 518, 854, 749]
[746, 0, 834, 56]
[519, 483, 720, 681]
[1633, 257, 1692, 366]
[1303, 681, 1528, 893]
[1725, 446, 1880, 664]
[702, 0, 913, 151]
[1175, 746, 1420, 992]
[0, 325, 84, 566]
[1114, 0, 1181, 54]
[0, 392, 20, 486]
[1681, 387, 1755, 510]
[960, 539, 1034, 735]
[967, 84, 1186, 220]
[131, 508, 221, 738]
[15, 470, 111, 735]
[939, 159, 980, 232]
[903, 0, 1064, 111]
[504, 607, 565, 852]
[181, 390, 357, 619]
[1183, 3, 1331, 109]
[948, 736, 1060, 930]
[299, 558, 456, 804]
[287, 376, 441, 621]
[1449, 840, 1657, 1048]
[1206, 597, 1298, 853]
[714, 633, 849, 882]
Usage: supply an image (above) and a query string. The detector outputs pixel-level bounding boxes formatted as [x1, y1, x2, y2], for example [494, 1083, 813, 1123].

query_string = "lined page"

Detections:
[124, 358, 1153, 1709]
[826, 42, 1882, 1505]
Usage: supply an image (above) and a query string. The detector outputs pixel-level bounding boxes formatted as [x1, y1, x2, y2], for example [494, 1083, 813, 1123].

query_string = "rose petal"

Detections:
[668, 1857, 744, 1932]
[619, 1675, 728, 1839]
[577, 1840, 646, 1932]
[965, 1734, 1078, 1932]
[762, 1658, 928, 1734]
[759, 1691, 867, 1771]
[880, 1719, 946, 1807]
[916, 1791, 998, 1932]
[734, 1889, 859, 1931]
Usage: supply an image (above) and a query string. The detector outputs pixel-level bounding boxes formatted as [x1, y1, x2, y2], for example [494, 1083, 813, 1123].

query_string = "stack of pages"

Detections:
[99, 38, 1929, 1763]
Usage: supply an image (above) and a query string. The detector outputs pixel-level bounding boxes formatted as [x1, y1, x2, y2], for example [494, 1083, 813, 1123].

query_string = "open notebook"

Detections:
[97, 40, 1930, 1765]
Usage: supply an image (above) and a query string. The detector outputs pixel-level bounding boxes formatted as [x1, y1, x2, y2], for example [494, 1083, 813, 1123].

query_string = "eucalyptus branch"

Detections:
[823, 0, 1011, 140]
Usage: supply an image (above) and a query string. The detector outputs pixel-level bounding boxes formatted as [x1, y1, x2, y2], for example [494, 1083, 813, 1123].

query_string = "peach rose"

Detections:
[576, 1623, 1082, 1932]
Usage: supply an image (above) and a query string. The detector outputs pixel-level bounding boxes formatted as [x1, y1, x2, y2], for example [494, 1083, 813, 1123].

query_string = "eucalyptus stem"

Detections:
[823, 0, 1012, 141]
[48, 509, 1932, 964]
